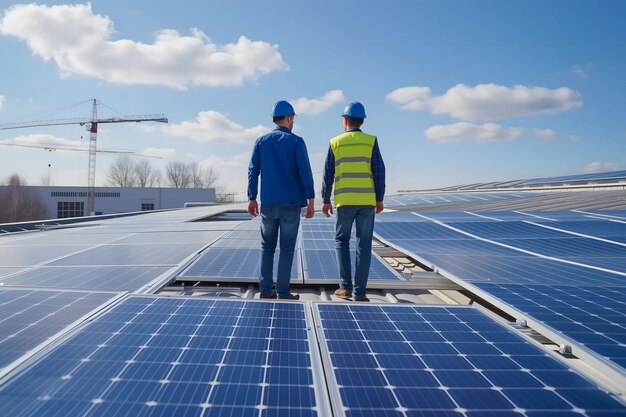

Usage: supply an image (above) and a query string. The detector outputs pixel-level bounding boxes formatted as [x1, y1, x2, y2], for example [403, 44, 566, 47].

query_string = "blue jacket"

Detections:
[248, 126, 315, 206]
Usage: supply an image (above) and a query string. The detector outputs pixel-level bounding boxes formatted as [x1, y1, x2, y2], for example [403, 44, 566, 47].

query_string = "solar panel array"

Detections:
[178, 214, 404, 284]
[0, 297, 327, 417]
[0, 288, 118, 373]
[374, 209, 626, 381]
[385, 191, 539, 208]
[316, 303, 626, 416]
[2, 298, 625, 416]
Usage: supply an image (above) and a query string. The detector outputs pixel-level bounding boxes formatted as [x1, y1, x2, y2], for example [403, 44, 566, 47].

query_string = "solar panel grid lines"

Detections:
[411, 212, 626, 278]
[469, 283, 626, 392]
[0, 266, 172, 291]
[0, 288, 122, 379]
[178, 248, 300, 282]
[313, 303, 626, 417]
[301, 250, 404, 283]
[0, 296, 330, 417]
[48, 243, 207, 267]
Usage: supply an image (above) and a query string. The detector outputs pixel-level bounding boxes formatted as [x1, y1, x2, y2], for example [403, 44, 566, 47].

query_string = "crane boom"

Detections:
[0, 115, 168, 130]
[0, 98, 168, 216]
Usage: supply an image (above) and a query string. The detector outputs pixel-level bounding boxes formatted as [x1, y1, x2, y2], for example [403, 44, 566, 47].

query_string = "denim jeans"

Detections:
[259, 204, 301, 296]
[335, 205, 375, 298]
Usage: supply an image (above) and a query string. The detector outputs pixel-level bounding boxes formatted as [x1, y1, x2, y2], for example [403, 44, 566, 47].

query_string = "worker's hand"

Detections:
[305, 199, 315, 218]
[375, 201, 384, 214]
[322, 203, 333, 217]
[248, 200, 259, 217]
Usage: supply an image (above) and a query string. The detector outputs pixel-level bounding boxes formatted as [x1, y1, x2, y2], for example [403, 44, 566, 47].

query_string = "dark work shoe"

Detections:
[352, 296, 370, 302]
[259, 291, 277, 299]
[277, 293, 300, 300]
[334, 288, 352, 299]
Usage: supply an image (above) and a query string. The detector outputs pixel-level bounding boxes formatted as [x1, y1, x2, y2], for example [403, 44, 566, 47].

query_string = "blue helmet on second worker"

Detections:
[341, 101, 367, 119]
[272, 100, 296, 117]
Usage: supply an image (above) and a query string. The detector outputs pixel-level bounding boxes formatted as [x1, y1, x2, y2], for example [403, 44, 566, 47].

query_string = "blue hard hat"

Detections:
[341, 101, 366, 119]
[272, 100, 296, 117]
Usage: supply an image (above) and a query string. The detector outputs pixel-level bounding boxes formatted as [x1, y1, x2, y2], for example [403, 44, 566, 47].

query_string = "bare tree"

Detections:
[0, 174, 47, 222]
[106, 156, 138, 187]
[189, 163, 220, 188]
[135, 159, 161, 187]
[165, 161, 191, 188]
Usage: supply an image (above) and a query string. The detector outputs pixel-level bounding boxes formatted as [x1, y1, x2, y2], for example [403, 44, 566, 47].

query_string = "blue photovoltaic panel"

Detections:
[0, 245, 94, 267]
[476, 283, 626, 371]
[208, 238, 260, 249]
[379, 238, 523, 257]
[49, 243, 204, 266]
[0, 297, 322, 417]
[0, 266, 170, 291]
[449, 221, 572, 239]
[179, 248, 299, 281]
[303, 249, 402, 282]
[0, 288, 118, 372]
[544, 220, 626, 239]
[492, 237, 626, 258]
[418, 253, 626, 286]
[315, 303, 626, 416]
[112, 231, 226, 245]
[374, 221, 466, 240]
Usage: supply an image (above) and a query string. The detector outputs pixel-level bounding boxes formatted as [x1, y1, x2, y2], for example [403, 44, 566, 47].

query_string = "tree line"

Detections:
[106, 157, 220, 189]
[0, 174, 47, 223]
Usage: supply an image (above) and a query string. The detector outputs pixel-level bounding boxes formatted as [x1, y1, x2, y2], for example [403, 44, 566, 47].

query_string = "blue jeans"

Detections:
[259, 204, 301, 296]
[335, 205, 375, 298]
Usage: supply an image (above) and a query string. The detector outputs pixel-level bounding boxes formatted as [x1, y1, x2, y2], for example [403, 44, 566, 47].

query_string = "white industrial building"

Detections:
[1, 185, 216, 218]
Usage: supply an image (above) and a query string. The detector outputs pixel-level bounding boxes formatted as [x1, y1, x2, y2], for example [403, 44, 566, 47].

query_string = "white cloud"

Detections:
[0, 94, 5, 109]
[0, 3, 287, 89]
[387, 83, 582, 121]
[532, 128, 581, 142]
[200, 152, 251, 169]
[424, 122, 525, 144]
[532, 128, 557, 139]
[582, 162, 623, 174]
[292, 90, 345, 115]
[163, 111, 271, 144]
[141, 147, 176, 159]
[385, 86, 431, 110]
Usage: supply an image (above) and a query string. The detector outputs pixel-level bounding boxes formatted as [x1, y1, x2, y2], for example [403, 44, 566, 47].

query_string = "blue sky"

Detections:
[0, 0, 625, 197]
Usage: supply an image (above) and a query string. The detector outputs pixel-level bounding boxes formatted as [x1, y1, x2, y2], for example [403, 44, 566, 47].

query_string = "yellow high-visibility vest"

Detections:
[330, 131, 376, 207]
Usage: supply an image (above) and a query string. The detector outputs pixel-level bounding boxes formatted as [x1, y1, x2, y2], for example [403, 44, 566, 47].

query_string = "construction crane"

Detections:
[0, 99, 168, 215]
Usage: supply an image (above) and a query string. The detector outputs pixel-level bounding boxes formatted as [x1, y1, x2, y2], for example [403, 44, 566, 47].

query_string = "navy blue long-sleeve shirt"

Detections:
[248, 126, 315, 207]
[321, 128, 386, 204]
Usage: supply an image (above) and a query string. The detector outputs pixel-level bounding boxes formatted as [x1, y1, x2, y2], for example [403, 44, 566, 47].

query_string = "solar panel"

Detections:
[314, 303, 626, 416]
[542, 220, 626, 238]
[302, 249, 403, 282]
[0, 245, 95, 267]
[49, 243, 205, 267]
[112, 231, 226, 245]
[0, 296, 329, 417]
[178, 248, 300, 282]
[475, 282, 626, 373]
[0, 288, 119, 375]
[0, 268, 26, 278]
[0, 266, 171, 291]
[208, 238, 260, 249]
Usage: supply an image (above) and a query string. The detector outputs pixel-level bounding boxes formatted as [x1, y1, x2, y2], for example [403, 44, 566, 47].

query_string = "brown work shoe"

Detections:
[334, 288, 352, 299]
[277, 293, 300, 300]
[352, 296, 370, 302]
[259, 291, 277, 299]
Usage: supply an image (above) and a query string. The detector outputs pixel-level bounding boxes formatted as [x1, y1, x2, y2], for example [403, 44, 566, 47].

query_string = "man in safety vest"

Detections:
[248, 100, 315, 300]
[321, 101, 386, 302]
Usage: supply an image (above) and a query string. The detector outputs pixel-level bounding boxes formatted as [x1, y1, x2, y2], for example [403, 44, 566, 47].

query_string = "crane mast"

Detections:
[0, 99, 168, 216]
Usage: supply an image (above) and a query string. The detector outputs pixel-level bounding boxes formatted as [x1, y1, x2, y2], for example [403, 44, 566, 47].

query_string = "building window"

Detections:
[57, 201, 84, 218]
[141, 203, 155, 211]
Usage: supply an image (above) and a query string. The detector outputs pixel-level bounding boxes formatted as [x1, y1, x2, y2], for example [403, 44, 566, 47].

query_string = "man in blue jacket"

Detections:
[248, 100, 315, 300]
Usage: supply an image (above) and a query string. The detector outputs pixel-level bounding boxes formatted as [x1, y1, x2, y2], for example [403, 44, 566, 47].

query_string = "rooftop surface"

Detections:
[0, 187, 625, 416]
